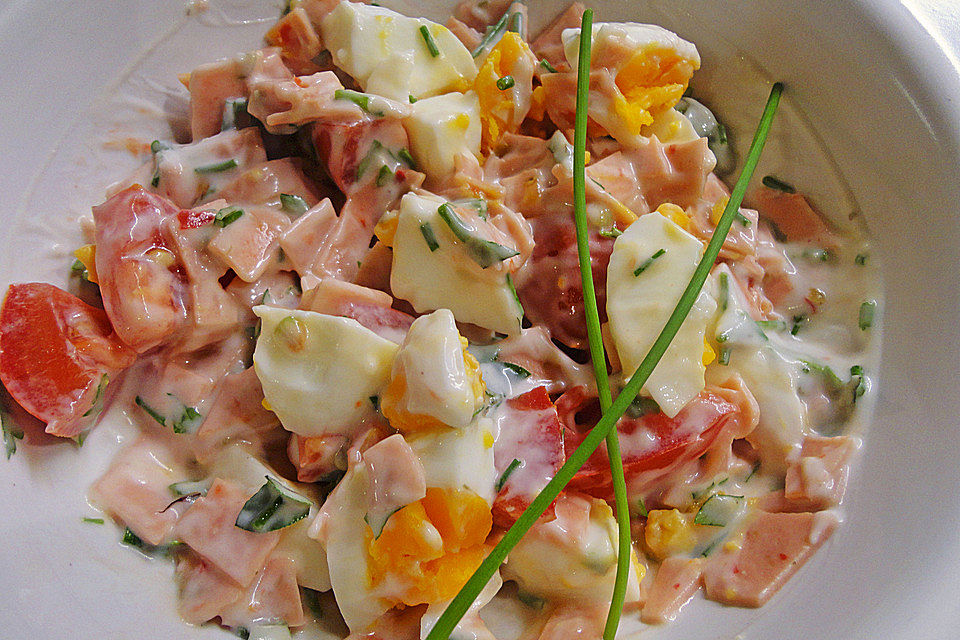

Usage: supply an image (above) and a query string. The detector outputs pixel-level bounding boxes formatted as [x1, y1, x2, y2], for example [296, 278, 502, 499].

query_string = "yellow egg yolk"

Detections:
[474, 32, 534, 150]
[611, 44, 698, 136]
[366, 487, 492, 606]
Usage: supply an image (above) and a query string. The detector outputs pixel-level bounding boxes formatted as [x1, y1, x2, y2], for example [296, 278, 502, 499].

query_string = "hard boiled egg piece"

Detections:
[402, 91, 481, 182]
[253, 306, 398, 437]
[321, 3, 477, 101]
[380, 309, 485, 432]
[561, 22, 700, 141]
[390, 193, 524, 335]
[606, 212, 717, 417]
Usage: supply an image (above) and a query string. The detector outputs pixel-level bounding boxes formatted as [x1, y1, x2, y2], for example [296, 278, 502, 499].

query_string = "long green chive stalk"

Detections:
[567, 10, 633, 638]
[424, 69, 785, 640]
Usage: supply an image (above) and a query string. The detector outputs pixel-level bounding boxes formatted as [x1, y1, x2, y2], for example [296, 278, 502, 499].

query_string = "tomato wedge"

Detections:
[0, 283, 136, 437]
[557, 385, 739, 499]
[492, 386, 565, 527]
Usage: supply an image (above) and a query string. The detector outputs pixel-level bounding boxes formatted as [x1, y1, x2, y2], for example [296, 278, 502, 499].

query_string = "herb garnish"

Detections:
[419, 25, 440, 57]
[858, 300, 876, 330]
[437, 203, 519, 268]
[762, 174, 796, 193]
[235, 476, 311, 533]
[279, 193, 309, 215]
[495, 458, 522, 492]
[633, 248, 666, 277]
[334, 89, 384, 116]
[194, 158, 238, 174]
[419, 222, 439, 252]
[214, 206, 244, 228]
[539, 58, 557, 73]
[496, 75, 515, 90]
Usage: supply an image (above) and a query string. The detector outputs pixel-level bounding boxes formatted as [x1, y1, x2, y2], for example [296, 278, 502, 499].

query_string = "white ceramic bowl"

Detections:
[0, 1, 958, 638]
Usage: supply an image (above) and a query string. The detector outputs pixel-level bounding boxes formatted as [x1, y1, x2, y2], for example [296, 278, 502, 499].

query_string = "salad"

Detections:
[0, 1, 879, 639]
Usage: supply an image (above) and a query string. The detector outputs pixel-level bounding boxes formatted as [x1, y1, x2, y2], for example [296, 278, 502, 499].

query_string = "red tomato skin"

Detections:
[0, 283, 135, 437]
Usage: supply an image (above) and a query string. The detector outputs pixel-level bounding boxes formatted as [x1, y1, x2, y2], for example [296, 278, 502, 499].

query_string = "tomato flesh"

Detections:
[0, 283, 135, 436]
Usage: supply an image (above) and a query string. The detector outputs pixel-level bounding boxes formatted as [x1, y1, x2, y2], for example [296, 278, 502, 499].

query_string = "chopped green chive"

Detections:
[150, 140, 170, 154]
[734, 211, 751, 226]
[356, 140, 383, 179]
[802, 248, 833, 263]
[334, 89, 383, 116]
[694, 493, 744, 527]
[539, 58, 557, 73]
[82, 374, 109, 419]
[744, 460, 761, 482]
[214, 206, 244, 228]
[500, 362, 531, 378]
[171, 406, 201, 434]
[762, 174, 796, 193]
[855, 253, 868, 266]
[365, 506, 403, 539]
[633, 497, 648, 518]
[495, 458, 522, 492]
[122, 528, 144, 548]
[408, 94, 418, 104]
[425, 41, 784, 640]
[419, 222, 439, 252]
[419, 25, 440, 57]
[471, 12, 509, 58]
[496, 75, 515, 90]
[718, 346, 731, 365]
[716, 121, 728, 145]
[791, 314, 806, 335]
[236, 476, 311, 532]
[858, 300, 876, 330]
[396, 148, 416, 168]
[279, 193, 309, 215]
[375, 164, 394, 187]
[507, 10, 523, 35]
[633, 248, 666, 277]
[82, 517, 105, 525]
[1, 406, 24, 460]
[135, 396, 167, 426]
[194, 158, 238, 174]
[506, 273, 523, 316]
[718, 271, 729, 311]
[437, 203, 519, 268]
[625, 395, 660, 419]
[756, 319, 787, 332]
[599, 227, 622, 238]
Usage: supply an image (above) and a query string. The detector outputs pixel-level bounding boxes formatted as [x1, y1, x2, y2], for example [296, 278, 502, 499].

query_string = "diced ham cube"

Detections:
[176, 478, 281, 586]
[784, 435, 857, 510]
[641, 557, 703, 624]
[90, 436, 189, 545]
[220, 554, 306, 628]
[301, 278, 413, 344]
[363, 434, 427, 521]
[702, 510, 839, 607]
[216, 158, 325, 208]
[175, 551, 243, 625]
[193, 367, 284, 464]
[188, 57, 246, 141]
[749, 187, 840, 247]
[265, 7, 323, 75]
[206, 205, 290, 282]
[531, 3, 585, 70]
[288, 434, 347, 483]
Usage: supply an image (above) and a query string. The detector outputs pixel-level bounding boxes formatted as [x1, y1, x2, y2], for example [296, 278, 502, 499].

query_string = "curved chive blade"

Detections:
[424, 81, 784, 640]
[567, 10, 633, 638]
[437, 203, 519, 268]
[235, 476, 311, 533]
[194, 158, 238, 174]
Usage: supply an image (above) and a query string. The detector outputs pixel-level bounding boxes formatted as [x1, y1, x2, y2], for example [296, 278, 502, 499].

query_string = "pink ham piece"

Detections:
[492, 387, 564, 527]
[220, 553, 306, 628]
[206, 205, 290, 283]
[493, 327, 594, 394]
[264, 7, 324, 76]
[92, 186, 187, 352]
[784, 435, 857, 510]
[363, 434, 427, 524]
[586, 137, 716, 213]
[702, 510, 839, 607]
[215, 158, 325, 208]
[749, 187, 840, 247]
[89, 436, 190, 546]
[537, 603, 606, 640]
[176, 478, 281, 586]
[279, 198, 339, 278]
[175, 551, 244, 625]
[193, 367, 284, 464]
[531, 3, 585, 70]
[301, 279, 413, 344]
[641, 557, 703, 624]
[288, 433, 348, 483]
